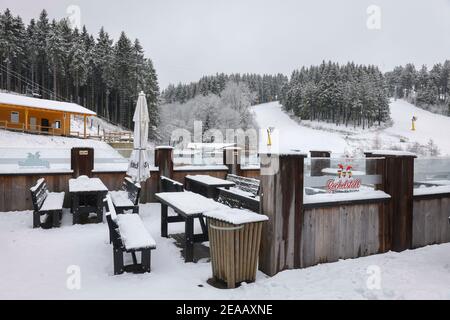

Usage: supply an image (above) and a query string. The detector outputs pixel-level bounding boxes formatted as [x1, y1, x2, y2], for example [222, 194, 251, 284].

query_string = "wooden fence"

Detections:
[0, 146, 257, 212]
[258, 151, 450, 276]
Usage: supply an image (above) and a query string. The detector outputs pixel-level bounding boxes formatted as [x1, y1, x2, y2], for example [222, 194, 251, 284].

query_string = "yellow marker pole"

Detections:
[267, 128, 272, 146]
[411, 119, 416, 131]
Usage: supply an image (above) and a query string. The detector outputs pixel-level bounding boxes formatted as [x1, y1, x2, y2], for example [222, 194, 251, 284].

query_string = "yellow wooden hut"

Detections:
[0, 92, 96, 138]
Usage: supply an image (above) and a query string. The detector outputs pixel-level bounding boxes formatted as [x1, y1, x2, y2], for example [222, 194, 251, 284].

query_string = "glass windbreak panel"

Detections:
[0, 147, 71, 173]
[304, 157, 384, 195]
[94, 148, 154, 171]
[240, 153, 260, 169]
[414, 158, 450, 188]
[173, 148, 224, 167]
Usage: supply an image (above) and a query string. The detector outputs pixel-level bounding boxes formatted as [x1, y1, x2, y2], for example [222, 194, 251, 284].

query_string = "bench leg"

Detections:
[115, 206, 123, 215]
[52, 210, 60, 228]
[199, 217, 208, 236]
[113, 248, 124, 275]
[33, 211, 40, 228]
[72, 194, 79, 225]
[161, 203, 168, 238]
[141, 249, 151, 273]
[132, 205, 139, 214]
[185, 216, 194, 263]
[96, 194, 103, 223]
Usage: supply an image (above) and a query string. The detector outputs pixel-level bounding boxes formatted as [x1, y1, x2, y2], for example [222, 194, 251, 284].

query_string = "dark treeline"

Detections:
[385, 61, 450, 114]
[0, 9, 159, 136]
[161, 73, 288, 105]
[280, 61, 390, 129]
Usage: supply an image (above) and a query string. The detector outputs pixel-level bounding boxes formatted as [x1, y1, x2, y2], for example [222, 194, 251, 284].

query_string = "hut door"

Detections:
[29, 117, 36, 130]
[41, 118, 49, 132]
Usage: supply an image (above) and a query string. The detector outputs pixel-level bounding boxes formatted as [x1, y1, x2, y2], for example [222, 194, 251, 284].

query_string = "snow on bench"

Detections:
[40, 192, 65, 211]
[30, 178, 65, 228]
[116, 214, 156, 250]
[156, 191, 227, 215]
[109, 191, 134, 207]
[203, 208, 268, 225]
[69, 175, 108, 192]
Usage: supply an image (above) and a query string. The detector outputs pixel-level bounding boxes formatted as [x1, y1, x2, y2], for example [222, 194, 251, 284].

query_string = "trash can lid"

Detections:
[204, 208, 269, 225]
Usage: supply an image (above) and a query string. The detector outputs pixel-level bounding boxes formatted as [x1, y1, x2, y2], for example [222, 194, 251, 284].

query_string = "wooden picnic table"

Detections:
[185, 175, 235, 199]
[155, 191, 226, 262]
[69, 176, 108, 225]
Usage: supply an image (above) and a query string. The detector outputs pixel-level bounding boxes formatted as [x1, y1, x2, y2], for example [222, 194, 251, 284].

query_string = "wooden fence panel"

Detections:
[412, 197, 450, 248]
[301, 203, 381, 268]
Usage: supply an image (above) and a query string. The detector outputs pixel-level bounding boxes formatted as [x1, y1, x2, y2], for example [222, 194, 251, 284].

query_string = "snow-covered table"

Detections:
[69, 176, 109, 225]
[155, 191, 227, 262]
[185, 175, 235, 198]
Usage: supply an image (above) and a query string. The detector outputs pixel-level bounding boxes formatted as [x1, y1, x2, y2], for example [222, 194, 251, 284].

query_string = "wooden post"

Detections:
[259, 151, 306, 276]
[71, 147, 94, 177]
[223, 147, 242, 176]
[155, 146, 174, 179]
[83, 114, 87, 139]
[366, 151, 416, 252]
[24, 109, 28, 132]
[310, 150, 331, 176]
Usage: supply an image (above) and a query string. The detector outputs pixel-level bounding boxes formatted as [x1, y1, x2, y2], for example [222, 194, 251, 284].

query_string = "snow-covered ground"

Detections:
[71, 115, 131, 137]
[1, 204, 449, 300]
[252, 99, 450, 156]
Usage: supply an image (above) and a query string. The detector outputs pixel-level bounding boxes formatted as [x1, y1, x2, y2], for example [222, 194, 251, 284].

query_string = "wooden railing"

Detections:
[103, 131, 133, 143]
[0, 121, 63, 136]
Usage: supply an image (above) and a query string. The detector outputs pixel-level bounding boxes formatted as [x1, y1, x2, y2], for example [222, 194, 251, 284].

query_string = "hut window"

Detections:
[54, 120, 61, 129]
[10, 112, 19, 123]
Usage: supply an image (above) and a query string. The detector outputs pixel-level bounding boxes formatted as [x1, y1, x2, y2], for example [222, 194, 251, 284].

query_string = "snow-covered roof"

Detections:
[0, 92, 96, 115]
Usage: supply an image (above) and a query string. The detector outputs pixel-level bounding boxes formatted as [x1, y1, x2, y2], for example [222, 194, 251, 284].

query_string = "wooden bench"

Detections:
[30, 178, 65, 228]
[104, 195, 156, 275]
[109, 177, 141, 214]
[217, 174, 260, 212]
[161, 176, 184, 192]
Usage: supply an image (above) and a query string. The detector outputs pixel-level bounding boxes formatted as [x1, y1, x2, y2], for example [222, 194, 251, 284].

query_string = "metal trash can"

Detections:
[204, 209, 268, 289]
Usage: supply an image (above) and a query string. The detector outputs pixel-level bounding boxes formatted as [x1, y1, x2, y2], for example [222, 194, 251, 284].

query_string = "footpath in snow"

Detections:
[251, 99, 450, 156]
[0, 204, 449, 300]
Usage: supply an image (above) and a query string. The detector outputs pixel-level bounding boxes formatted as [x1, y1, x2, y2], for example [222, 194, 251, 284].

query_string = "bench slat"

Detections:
[40, 192, 65, 211]
[116, 214, 156, 250]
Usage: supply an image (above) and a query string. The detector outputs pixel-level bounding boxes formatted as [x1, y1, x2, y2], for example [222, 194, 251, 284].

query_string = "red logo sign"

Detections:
[326, 164, 361, 193]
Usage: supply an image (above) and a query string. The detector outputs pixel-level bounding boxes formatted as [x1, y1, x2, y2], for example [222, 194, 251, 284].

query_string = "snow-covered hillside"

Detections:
[71, 115, 131, 137]
[252, 100, 450, 156]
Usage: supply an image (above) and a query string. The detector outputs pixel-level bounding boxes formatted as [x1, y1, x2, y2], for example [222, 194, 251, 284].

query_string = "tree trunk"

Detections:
[53, 66, 57, 100]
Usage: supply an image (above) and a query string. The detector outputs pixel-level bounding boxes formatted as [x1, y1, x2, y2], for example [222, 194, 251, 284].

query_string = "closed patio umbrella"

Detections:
[127, 91, 151, 182]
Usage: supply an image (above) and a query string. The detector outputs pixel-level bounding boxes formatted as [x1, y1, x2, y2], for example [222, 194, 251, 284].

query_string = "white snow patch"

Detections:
[204, 208, 268, 225]
[304, 190, 391, 205]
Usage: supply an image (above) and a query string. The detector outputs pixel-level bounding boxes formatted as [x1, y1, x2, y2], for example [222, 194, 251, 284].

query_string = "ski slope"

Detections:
[252, 100, 450, 156]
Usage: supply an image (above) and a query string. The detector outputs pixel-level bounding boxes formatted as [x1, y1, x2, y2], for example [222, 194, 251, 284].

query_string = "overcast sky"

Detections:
[2, 0, 450, 88]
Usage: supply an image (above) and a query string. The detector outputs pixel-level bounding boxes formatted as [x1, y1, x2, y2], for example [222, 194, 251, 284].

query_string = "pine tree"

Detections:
[114, 31, 133, 126]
